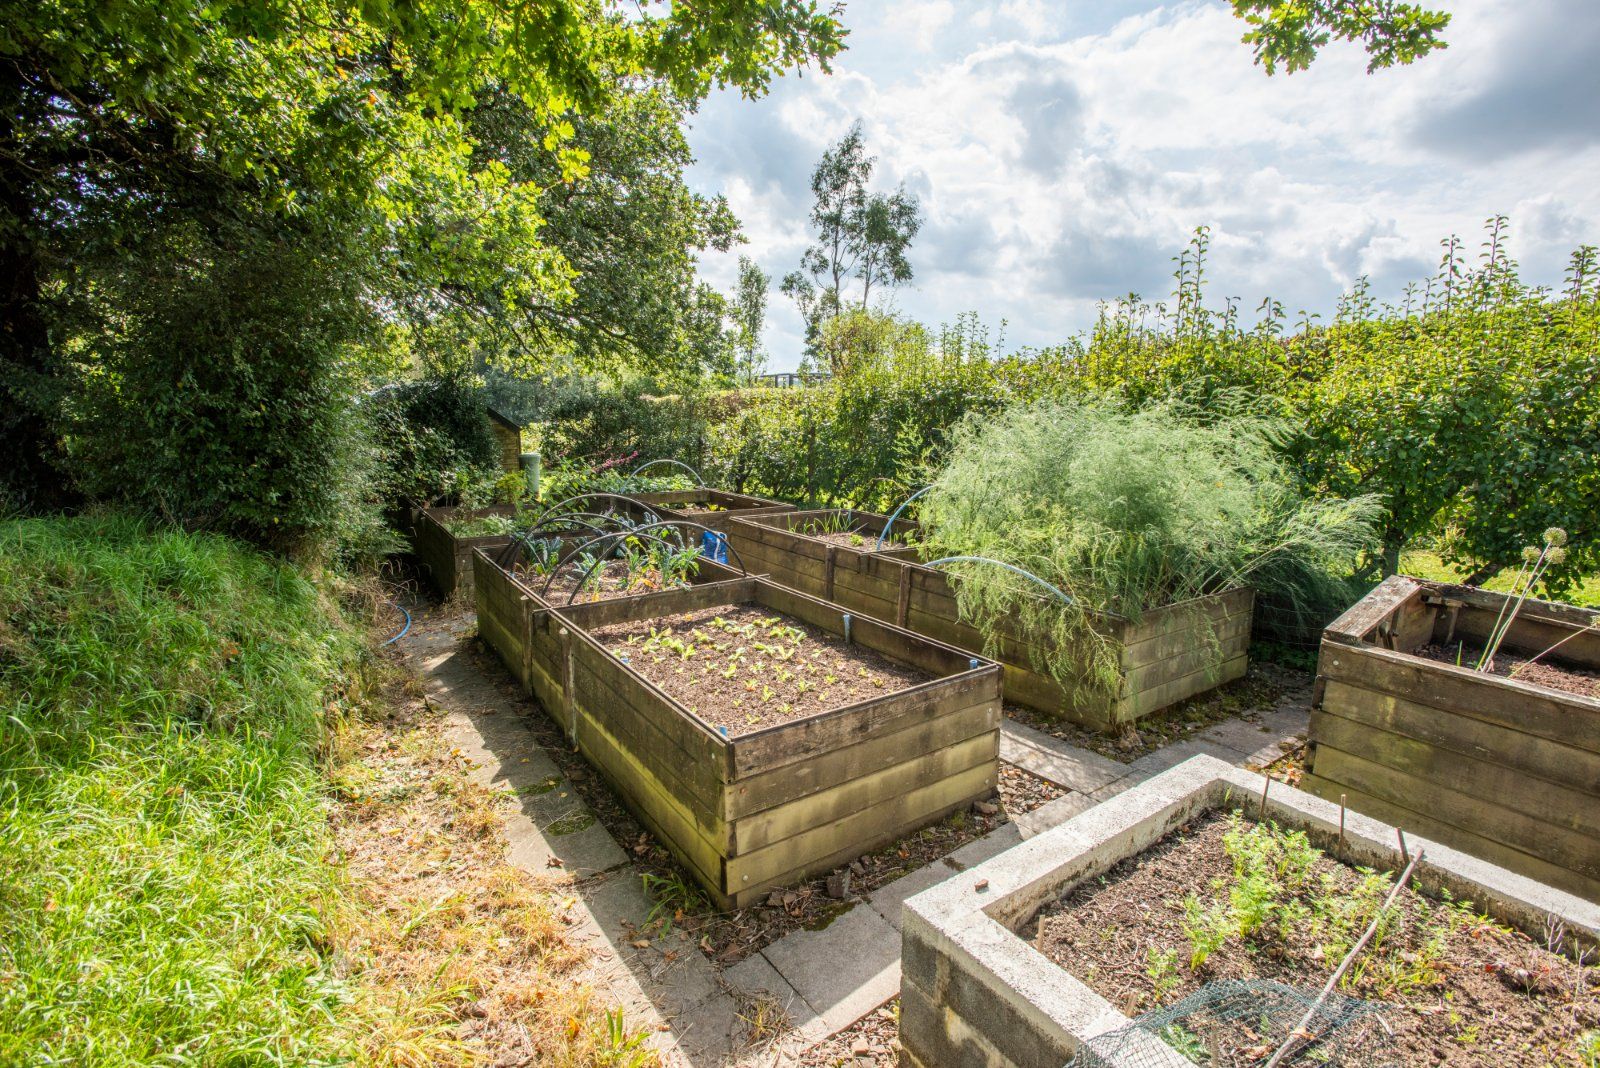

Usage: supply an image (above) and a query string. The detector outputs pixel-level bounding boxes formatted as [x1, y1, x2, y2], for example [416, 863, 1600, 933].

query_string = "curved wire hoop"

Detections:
[540, 519, 750, 601]
[924, 555, 1076, 606]
[494, 510, 636, 569]
[557, 530, 707, 605]
[876, 485, 932, 550]
[630, 459, 707, 486]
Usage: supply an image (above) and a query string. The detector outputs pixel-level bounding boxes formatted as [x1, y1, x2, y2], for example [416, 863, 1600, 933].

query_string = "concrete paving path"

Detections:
[400, 602, 1311, 1065]
[401, 607, 750, 1066]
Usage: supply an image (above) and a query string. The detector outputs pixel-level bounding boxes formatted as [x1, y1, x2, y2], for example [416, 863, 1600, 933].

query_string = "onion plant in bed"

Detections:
[918, 398, 1382, 709]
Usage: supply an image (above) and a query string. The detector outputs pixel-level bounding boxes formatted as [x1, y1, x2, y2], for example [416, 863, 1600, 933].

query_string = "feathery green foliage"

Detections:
[919, 399, 1382, 696]
[0, 515, 367, 1064]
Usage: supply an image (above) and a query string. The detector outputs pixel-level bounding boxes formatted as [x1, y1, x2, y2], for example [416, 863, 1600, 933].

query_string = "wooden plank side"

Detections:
[569, 637, 730, 779]
[1309, 708, 1600, 839]
[730, 670, 999, 777]
[413, 509, 459, 595]
[1322, 575, 1423, 644]
[473, 553, 533, 690]
[724, 761, 997, 900]
[1300, 773, 1600, 904]
[731, 730, 997, 854]
[1122, 610, 1252, 671]
[1118, 588, 1253, 647]
[1125, 652, 1248, 722]
[1320, 678, 1600, 795]
[1316, 641, 1600, 755]
[1447, 605, 1600, 668]
[1421, 581, 1600, 633]
[847, 613, 983, 679]
[724, 702, 999, 819]
[572, 706, 731, 907]
[731, 786, 984, 909]
[557, 578, 758, 630]
[569, 656, 726, 831]
[1122, 627, 1249, 695]
[1306, 745, 1600, 882]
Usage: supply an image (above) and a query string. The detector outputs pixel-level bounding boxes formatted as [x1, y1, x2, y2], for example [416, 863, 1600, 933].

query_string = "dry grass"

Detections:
[325, 667, 660, 1068]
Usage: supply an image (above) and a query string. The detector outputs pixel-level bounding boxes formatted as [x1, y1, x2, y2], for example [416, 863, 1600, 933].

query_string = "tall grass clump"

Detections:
[920, 398, 1382, 699]
[0, 514, 366, 1064]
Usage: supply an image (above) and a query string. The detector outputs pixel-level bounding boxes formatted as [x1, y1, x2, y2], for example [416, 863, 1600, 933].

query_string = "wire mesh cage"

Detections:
[1065, 980, 1398, 1068]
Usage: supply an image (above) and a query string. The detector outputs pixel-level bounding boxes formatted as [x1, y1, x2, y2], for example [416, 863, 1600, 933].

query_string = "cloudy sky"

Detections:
[684, 0, 1600, 371]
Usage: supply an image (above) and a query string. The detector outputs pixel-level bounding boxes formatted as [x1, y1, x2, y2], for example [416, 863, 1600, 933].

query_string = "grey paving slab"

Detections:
[1088, 777, 1138, 803]
[759, 904, 901, 1036]
[724, 952, 822, 1044]
[1192, 715, 1283, 756]
[866, 858, 961, 932]
[945, 821, 1023, 869]
[1013, 791, 1096, 840]
[1123, 738, 1242, 780]
[999, 719, 1127, 792]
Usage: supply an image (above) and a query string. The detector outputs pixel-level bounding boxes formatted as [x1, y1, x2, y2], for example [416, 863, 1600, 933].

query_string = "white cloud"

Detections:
[687, 0, 1600, 369]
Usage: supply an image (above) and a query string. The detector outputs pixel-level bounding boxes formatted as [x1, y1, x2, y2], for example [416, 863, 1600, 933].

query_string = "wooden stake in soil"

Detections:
[1397, 827, 1410, 867]
[1258, 775, 1271, 820]
[1262, 848, 1425, 1068]
[1338, 794, 1347, 851]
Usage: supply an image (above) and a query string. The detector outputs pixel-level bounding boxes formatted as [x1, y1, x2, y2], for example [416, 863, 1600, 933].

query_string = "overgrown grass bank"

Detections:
[0, 515, 365, 1064]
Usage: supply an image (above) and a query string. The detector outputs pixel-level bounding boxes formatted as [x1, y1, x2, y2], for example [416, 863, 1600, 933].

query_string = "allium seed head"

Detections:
[1522, 545, 1541, 563]
[1544, 527, 1569, 547]
[1547, 546, 1568, 565]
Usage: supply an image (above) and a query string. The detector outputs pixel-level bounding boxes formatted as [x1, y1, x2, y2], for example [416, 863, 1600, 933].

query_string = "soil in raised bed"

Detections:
[1006, 661, 1313, 763]
[588, 602, 934, 737]
[1417, 640, 1600, 699]
[1034, 811, 1600, 1067]
[515, 559, 693, 605]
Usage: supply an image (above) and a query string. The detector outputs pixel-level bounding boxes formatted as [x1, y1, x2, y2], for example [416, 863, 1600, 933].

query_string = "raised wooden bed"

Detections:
[474, 545, 745, 698]
[724, 510, 1252, 731]
[1303, 575, 1600, 902]
[475, 561, 1002, 908]
[624, 488, 795, 533]
[412, 504, 518, 598]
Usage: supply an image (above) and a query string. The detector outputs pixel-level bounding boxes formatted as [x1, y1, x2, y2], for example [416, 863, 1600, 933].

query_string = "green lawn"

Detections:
[0, 516, 368, 1065]
[1399, 550, 1600, 608]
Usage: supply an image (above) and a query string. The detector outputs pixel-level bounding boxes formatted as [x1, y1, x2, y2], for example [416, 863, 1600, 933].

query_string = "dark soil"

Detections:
[1417, 641, 1600, 699]
[1006, 661, 1312, 763]
[588, 603, 933, 737]
[1034, 812, 1600, 1067]
[796, 528, 918, 552]
[515, 559, 689, 605]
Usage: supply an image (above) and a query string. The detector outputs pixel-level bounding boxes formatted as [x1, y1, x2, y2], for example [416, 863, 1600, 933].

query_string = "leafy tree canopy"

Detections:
[1230, 0, 1451, 74]
[0, 0, 844, 528]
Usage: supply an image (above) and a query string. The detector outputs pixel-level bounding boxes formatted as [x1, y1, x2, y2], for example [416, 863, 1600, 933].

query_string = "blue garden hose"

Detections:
[382, 599, 412, 646]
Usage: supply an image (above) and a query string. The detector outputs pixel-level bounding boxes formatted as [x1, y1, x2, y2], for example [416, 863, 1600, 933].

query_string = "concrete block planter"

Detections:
[725, 510, 1253, 731]
[1304, 575, 1600, 902]
[899, 754, 1600, 1068]
[624, 488, 796, 533]
[483, 568, 1002, 909]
